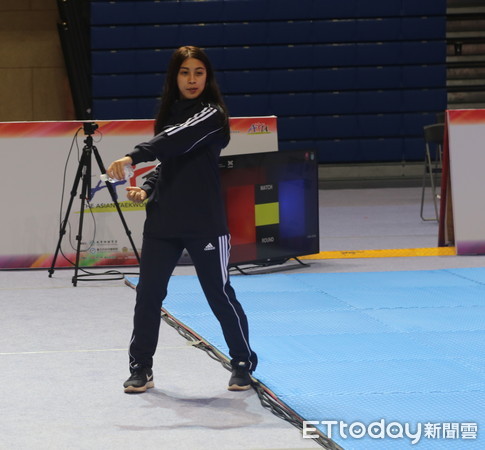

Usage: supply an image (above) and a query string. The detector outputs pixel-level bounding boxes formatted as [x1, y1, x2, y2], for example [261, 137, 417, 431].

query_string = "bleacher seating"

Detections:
[90, 0, 447, 163]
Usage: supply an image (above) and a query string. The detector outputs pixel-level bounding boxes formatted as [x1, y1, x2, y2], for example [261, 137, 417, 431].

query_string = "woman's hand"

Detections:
[107, 156, 133, 181]
[126, 186, 147, 204]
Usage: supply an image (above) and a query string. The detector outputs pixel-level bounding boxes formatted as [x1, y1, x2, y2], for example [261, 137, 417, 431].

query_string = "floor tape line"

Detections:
[0, 345, 192, 356]
[0, 348, 128, 356]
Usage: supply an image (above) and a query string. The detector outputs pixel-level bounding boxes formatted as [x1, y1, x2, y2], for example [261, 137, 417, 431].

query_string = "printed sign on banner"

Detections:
[0, 117, 277, 269]
[447, 109, 485, 255]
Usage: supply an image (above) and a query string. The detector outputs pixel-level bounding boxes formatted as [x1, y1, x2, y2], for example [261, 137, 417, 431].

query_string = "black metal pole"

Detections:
[72, 146, 92, 286]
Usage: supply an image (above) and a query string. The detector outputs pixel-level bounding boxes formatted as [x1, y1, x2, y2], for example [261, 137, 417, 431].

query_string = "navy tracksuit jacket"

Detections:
[127, 98, 258, 372]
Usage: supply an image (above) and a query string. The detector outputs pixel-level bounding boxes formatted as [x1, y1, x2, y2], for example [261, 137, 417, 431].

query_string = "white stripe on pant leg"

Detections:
[128, 334, 136, 369]
[218, 235, 228, 285]
[218, 235, 254, 371]
[220, 234, 227, 275]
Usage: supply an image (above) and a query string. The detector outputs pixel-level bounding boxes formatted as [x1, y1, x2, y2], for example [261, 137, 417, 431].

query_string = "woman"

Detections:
[107, 46, 258, 393]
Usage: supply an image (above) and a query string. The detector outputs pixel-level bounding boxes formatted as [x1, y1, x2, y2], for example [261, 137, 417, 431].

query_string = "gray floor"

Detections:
[1, 187, 484, 450]
[319, 186, 441, 252]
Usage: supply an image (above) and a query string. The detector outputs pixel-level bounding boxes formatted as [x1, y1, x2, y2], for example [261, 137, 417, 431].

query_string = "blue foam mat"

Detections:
[126, 268, 484, 449]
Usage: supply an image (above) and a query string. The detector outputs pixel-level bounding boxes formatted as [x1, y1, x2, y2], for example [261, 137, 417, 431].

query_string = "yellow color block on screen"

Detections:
[255, 202, 279, 226]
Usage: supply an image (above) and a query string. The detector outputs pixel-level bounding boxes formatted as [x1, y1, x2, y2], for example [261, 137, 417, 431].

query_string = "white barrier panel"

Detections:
[447, 109, 485, 254]
[0, 117, 277, 268]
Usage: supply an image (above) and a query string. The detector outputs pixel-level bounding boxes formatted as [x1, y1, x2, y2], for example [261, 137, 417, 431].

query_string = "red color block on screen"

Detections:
[226, 185, 256, 245]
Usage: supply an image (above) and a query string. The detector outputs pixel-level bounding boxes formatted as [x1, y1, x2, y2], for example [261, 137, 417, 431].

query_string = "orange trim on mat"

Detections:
[299, 247, 456, 260]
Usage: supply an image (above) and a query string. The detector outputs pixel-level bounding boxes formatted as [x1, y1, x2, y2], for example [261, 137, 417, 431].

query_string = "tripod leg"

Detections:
[48, 153, 86, 277]
[92, 146, 141, 264]
[73, 171, 89, 287]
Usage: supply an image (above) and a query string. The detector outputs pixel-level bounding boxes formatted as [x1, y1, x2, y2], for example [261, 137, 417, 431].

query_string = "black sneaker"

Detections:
[228, 361, 252, 391]
[123, 366, 154, 393]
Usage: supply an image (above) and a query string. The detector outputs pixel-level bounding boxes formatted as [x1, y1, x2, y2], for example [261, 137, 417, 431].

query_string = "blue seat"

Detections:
[401, 89, 447, 112]
[223, 47, 269, 70]
[313, 92, 357, 115]
[202, 48, 225, 71]
[403, 137, 426, 161]
[222, 0, 269, 21]
[357, 42, 401, 65]
[268, 45, 313, 69]
[91, 26, 136, 50]
[401, 0, 446, 16]
[359, 138, 403, 161]
[270, 93, 313, 116]
[401, 65, 446, 88]
[134, 49, 172, 73]
[278, 140, 316, 152]
[357, 91, 401, 114]
[313, 68, 357, 90]
[277, 116, 315, 140]
[315, 139, 362, 163]
[312, 19, 356, 43]
[177, 1, 224, 23]
[92, 49, 171, 75]
[267, 0, 312, 20]
[357, 67, 401, 89]
[402, 113, 436, 135]
[93, 97, 159, 120]
[180, 23, 224, 47]
[92, 50, 136, 75]
[92, 74, 136, 97]
[121, 1, 223, 25]
[133, 25, 180, 49]
[401, 41, 446, 65]
[136, 73, 164, 97]
[356, 0, 401, 18]
[312, 0, 358, 19]
[317, 138, 404, 164]
[222, 0, 313, 21]
[356, 18, 400, 41]
[221, 71, 269, 94]
[225, 94, 271, 117]
[92, 98, 138, 120]
[137, 97, 159, 119]
[91, 2, 137, 26]
[267, 21, 313, 44]
[92, 74, 162, 98]
[315, 115, 359, 139]
[401, 17, 446, 40]
[358, 114, 402, 137]
[268, 69, 312, 93]
[314, 44, 357, 67]
[223, 23, 266, 46]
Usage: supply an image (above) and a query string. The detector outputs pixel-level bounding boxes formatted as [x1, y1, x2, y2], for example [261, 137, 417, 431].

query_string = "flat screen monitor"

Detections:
[219, 150, 320, 267]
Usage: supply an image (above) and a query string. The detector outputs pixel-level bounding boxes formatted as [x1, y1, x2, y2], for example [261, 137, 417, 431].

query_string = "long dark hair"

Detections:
[154, 46, 229, 135]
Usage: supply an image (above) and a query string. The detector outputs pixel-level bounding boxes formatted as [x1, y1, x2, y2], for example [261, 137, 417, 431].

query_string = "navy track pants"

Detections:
[128, 234, 258, 372]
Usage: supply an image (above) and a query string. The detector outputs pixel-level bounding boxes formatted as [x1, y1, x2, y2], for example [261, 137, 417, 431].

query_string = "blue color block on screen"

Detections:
[279, 179, 305, 238]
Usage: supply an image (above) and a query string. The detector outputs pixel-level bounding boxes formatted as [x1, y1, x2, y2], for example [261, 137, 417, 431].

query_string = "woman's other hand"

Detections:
[126, 186, 147, 204]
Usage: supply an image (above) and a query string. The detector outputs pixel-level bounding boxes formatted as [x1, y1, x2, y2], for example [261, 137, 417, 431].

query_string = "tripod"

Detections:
[48, 123, 141, 286]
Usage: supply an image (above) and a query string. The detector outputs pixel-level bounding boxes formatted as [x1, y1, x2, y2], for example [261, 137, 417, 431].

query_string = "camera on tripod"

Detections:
[48, 120, 140, 285]
[83, 122, 98, 135]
